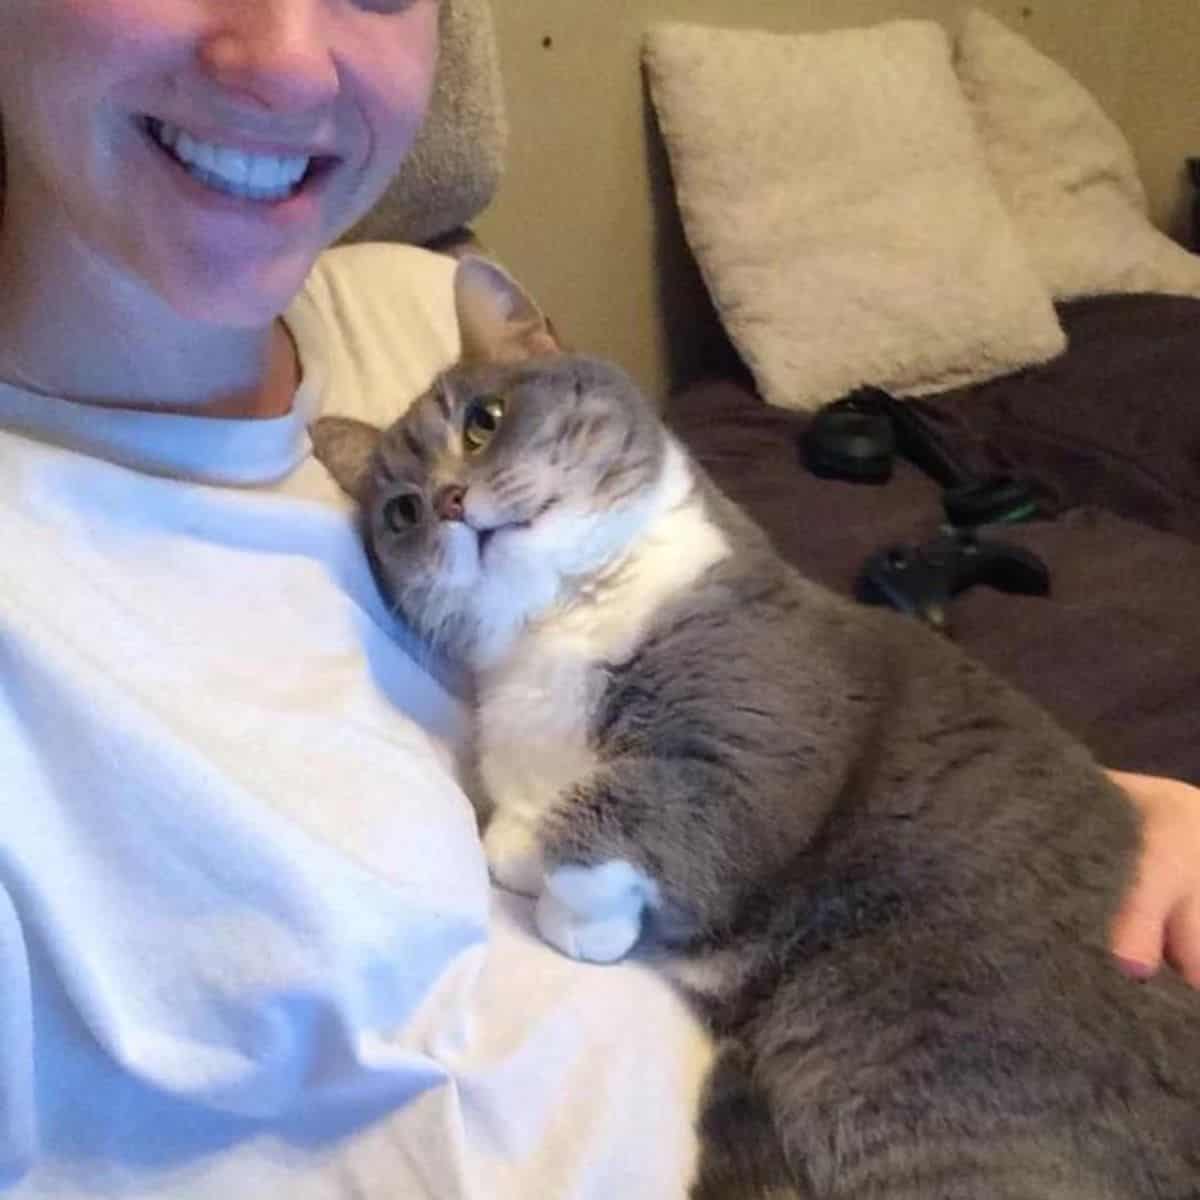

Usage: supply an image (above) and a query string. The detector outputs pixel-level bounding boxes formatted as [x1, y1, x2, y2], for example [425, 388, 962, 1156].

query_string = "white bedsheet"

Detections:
[0, 428, 712, 1198]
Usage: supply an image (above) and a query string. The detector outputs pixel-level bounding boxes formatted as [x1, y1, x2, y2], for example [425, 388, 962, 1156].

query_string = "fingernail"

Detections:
[1116, 956, 1156, 981]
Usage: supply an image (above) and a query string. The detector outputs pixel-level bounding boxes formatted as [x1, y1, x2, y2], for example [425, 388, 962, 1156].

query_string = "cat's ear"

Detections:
[454, 255, 560, 366]
[309, 416, 381, 505]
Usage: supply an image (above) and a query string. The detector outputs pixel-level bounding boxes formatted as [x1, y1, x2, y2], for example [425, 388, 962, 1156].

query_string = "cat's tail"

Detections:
[691, 1042, 812, 1200]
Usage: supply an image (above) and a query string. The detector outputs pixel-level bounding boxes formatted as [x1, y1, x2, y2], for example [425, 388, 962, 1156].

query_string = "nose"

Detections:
[435, 484, 467, 522]
[198, 1, 339, 114]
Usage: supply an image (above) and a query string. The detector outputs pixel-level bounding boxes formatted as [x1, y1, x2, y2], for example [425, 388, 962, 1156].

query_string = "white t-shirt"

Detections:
[0, 244, 712, 1199]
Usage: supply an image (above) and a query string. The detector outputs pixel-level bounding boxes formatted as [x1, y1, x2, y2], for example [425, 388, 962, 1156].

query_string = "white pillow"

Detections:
[643, 19, 1065, 412]
[956, 8, 1200, 300]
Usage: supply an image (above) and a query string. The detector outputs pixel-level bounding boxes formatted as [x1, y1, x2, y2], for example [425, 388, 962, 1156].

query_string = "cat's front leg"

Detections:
[482, 809, 546, 897]
[480, 749, 680, 963]
[484, 813, 652, 961]
[535, 754, 758, 964]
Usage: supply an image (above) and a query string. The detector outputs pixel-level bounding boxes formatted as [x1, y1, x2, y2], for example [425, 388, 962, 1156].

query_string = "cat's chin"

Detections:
[431, 522, 538, 605]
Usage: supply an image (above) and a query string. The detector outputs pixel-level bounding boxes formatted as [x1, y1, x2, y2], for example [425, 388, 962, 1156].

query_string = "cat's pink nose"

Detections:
[435, 483, 467, 521]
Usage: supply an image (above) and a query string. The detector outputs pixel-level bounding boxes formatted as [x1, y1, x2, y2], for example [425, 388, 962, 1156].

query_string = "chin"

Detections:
[154, 251, 319, 327]
[107, 206, 324, 327]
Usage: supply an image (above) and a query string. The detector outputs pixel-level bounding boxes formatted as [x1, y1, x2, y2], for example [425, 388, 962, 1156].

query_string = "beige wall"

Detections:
[475, 1, 1197, 401]
[1122, 1, 1200, 241]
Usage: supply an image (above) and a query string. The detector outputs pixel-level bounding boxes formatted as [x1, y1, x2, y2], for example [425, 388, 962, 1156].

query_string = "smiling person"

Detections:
[0, 0, 436, 419]
[0, 3, 710, 1198]
[0, 2, 1197, 1199]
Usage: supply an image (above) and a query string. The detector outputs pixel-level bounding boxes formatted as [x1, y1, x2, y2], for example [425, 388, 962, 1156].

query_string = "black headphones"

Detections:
[800, 387, 1040, 528]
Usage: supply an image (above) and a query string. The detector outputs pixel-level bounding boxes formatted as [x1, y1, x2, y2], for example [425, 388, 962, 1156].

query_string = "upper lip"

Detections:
[145, 115, 339, 160]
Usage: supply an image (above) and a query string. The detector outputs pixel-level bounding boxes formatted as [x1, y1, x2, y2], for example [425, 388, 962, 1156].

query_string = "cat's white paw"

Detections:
[483, 812, 545, 897]
[534, 860, 656, 964]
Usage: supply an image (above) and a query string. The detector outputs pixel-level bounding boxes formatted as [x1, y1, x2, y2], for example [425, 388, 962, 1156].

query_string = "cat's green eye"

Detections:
[383, 492, 423, 532]
[462, 394, 506, 453]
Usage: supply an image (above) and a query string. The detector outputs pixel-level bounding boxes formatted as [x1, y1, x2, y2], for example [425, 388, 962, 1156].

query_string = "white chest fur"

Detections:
[477, 641, 604, 831]
[476, 441, 730, 852]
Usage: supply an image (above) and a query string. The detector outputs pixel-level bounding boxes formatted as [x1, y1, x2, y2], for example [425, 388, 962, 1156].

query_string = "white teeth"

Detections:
[149, 119, 311, 202]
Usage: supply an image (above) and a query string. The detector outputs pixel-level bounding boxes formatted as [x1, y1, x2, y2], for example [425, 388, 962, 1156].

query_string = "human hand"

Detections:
[1108, 769, 1200, 988]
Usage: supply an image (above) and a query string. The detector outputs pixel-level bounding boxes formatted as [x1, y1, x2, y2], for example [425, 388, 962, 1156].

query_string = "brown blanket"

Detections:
[664, 294, 1200, 783]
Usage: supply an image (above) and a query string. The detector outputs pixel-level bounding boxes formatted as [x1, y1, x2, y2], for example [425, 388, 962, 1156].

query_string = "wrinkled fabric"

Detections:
[0, 243, 712, 1198]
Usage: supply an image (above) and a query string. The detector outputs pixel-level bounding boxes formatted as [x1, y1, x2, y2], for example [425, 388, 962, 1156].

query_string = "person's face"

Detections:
[0, 0, 439, 326]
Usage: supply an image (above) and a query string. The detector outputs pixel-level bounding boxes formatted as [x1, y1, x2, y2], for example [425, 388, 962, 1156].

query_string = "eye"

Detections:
[382, 492, 423, 532]
[462, 394, 506, 453]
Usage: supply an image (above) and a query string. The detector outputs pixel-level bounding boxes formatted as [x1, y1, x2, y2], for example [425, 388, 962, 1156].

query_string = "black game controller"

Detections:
[856, 530, 1051, 632]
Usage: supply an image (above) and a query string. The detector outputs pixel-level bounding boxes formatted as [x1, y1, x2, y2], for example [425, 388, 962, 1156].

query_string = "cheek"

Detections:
[21, 0, 155, 60]
[466, 459, 563, 527]
[0, 0, 172, 135]
[340, 1, 440, 183]
[32, 0, 194, 101]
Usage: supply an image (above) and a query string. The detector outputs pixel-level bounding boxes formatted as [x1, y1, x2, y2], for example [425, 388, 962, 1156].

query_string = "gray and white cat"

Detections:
[312, 258, 1200, 1200]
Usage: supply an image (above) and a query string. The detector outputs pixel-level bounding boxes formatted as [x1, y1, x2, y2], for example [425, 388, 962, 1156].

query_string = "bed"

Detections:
[664, 292, 1200, 785]
[641, 12, 1200, 786]
[5, 5, 1197, 1200]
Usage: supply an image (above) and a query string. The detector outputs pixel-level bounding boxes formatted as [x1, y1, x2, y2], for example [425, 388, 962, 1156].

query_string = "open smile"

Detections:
[139, 116, 339, 204]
